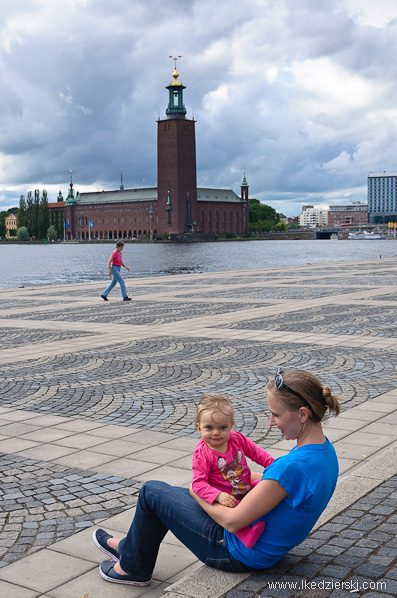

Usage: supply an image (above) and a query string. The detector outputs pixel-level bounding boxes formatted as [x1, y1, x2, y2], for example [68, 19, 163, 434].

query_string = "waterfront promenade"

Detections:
[0, 257, 396, 597]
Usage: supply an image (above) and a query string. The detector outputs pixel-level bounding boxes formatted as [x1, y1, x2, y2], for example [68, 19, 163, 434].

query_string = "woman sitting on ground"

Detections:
[92, 368, 341, 585]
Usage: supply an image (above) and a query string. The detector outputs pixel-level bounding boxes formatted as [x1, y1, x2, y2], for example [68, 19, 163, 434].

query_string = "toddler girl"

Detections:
[192, 393, 275, 548]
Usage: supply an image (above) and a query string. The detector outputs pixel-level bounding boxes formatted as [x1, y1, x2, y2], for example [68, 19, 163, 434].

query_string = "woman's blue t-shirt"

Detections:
[224, 438, 338, 569]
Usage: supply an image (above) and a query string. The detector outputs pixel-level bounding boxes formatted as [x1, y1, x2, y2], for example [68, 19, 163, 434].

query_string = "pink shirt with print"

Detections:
[192, 430, 275, 504]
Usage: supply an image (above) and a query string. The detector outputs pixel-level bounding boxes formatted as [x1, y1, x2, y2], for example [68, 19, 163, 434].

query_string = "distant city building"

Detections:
[299, 206, 327, 228]
[279, 215, 299, 225]
[368, 172, 397, 224]
[53, 65, 248, 240]
[328, 202, 368, 228]
[5, 212, 17, 238]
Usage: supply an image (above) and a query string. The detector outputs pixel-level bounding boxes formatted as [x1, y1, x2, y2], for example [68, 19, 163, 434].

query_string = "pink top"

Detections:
[111, 249, 122, 266]
[192, 430, 275, 504]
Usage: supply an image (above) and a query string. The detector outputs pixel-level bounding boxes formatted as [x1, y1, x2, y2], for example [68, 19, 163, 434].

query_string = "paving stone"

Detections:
[1, 264, 397, 597]
[229, 475, 397, 597]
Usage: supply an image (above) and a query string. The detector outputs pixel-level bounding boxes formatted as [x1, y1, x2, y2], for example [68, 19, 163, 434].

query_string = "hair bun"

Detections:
[322, 385, 331, 402]
[322, 385, 341, 416]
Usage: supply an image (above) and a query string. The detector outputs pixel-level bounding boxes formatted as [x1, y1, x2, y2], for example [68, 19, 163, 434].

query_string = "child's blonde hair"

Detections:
[196, 393, 234, 425]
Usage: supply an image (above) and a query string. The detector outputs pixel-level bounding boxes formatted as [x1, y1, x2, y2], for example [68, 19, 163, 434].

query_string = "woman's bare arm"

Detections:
[190, 479, 287, 533]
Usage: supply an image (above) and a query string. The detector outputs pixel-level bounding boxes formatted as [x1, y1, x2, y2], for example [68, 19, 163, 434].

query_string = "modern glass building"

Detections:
[368, 172, 397, 224]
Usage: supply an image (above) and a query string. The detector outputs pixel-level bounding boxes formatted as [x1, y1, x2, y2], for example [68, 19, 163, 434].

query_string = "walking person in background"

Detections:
[101, 241, 131, 301]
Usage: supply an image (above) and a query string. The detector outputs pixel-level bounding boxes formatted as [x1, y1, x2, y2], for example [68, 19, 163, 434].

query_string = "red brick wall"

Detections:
[157, 117, 197, 234]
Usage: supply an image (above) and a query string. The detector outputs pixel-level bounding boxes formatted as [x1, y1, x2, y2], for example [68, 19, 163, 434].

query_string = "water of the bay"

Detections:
[1, 239, 396, 289]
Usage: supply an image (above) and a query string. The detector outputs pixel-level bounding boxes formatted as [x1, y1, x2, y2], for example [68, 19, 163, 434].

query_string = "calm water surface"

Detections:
[1, 240, 396, 289]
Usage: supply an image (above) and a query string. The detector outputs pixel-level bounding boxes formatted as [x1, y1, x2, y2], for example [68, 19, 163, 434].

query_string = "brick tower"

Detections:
[157, 63, 197, 234]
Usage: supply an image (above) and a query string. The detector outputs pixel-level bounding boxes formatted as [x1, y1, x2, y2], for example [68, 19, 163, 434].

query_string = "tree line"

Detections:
[17, 190, 50, 239]
[0, 190, 59, 241]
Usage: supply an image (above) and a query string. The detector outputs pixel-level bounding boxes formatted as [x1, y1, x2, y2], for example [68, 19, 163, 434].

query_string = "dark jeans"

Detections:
[118, 481, 253, 580]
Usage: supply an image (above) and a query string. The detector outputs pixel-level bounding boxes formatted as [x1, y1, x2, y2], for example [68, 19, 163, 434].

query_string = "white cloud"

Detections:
[1, 0, 397, 217]
[346, 0, 397, 27]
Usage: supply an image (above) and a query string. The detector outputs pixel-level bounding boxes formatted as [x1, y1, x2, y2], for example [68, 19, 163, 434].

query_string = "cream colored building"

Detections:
[5, 212, 17, 238]
[299, 206, 328, 228]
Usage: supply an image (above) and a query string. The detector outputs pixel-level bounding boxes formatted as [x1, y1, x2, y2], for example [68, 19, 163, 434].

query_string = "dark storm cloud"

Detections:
[1, 0, 397, 215]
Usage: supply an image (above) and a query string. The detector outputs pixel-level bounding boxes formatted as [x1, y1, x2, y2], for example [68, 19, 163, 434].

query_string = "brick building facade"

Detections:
[327, 202, 368, 228]
[54, 66, 248, 240]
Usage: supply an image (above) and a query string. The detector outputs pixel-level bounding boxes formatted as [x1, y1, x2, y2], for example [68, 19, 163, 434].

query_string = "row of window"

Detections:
[77, 215, 158, 227]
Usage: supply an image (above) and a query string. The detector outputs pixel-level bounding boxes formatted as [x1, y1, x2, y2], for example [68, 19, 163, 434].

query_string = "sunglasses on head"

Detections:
[274, 368, 311, 409]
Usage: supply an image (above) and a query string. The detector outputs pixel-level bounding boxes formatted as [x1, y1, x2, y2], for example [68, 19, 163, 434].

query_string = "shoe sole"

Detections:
[92, 530, 119, 562]
[99, 564, 152, 586]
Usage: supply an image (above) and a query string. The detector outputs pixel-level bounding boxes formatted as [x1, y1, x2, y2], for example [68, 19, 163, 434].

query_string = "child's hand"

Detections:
[215, 492, 238, 508]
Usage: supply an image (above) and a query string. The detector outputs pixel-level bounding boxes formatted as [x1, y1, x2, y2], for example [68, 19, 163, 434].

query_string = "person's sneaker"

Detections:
[101, 295, 108, 301]
[123, 297, 132, 301]
[100, 561, 151, 586]
[92, 529, 120, 561]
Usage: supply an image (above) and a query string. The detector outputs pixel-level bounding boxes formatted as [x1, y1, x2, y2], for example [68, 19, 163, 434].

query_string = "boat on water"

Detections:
[348, 230, 386, 240]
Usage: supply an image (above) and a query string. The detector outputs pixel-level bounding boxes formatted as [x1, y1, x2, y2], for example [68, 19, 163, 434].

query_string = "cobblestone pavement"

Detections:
[224, 475, 397, 598]
[0, 257, 396, 596]
[0, 453, 141, 567]
[0, 339, 396, 437]
[216, 305, 397, 337]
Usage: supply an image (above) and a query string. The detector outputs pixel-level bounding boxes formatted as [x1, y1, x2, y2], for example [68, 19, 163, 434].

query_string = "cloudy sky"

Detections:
[1, 0, 397, 216]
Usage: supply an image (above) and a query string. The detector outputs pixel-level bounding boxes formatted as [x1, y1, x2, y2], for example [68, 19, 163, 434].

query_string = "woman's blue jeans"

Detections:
[117, 481, 253, 580]
[102, 265, 127, 298]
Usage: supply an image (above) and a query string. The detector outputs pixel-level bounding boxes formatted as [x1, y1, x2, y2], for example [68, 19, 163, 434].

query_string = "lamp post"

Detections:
[149, 204, 153, 239]
[166, 191, 172, 225]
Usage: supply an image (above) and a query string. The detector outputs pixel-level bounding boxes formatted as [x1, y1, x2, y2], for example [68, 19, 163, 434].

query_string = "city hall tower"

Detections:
[157, 64, 197, 234]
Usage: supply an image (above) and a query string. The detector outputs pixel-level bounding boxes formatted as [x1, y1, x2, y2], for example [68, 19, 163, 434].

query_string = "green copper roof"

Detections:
[165, 68, 186, 117]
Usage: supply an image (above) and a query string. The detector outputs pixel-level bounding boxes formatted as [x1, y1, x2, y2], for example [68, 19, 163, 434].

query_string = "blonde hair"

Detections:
[267, 369, 341, 422]
[196, 393, 234, 425]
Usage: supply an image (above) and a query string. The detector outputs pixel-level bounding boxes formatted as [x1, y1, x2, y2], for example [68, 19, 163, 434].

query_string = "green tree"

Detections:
[47, 225, 57, 241]
[0, 211, 6, 237]
[248, 199, 278, 223]
[288, 221, 300, 229]
[31, 190, 40, 238]
[17, 226, 30, 241]
[17, 195, 27, 228]
[248, 198, 278, 233]
[38, 190, 50, 238]
[275, 221, 288, 231]
[26, 191, 33, 235]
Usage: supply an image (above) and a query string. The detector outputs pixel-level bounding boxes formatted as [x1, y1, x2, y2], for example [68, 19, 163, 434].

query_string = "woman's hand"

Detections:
[190, 480, 288, 533]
